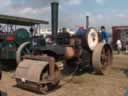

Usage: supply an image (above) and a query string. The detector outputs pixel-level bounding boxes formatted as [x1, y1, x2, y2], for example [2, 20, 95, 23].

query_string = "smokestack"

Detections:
[86, 16, 89, 29]
[51, 2, 59, 39]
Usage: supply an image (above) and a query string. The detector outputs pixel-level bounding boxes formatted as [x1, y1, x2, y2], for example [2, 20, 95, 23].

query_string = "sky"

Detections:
[0, 0, 128, 32]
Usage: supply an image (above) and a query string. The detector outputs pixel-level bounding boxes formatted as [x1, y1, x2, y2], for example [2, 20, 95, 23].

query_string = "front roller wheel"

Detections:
[39, 64, 61, 93]
[15, 59, 61, 94]
[16, 41, 31, 64]
[92, 43, 112, 75]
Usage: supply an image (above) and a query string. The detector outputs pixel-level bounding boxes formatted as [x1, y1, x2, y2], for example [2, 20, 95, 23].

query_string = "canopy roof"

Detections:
[0, 14, 49, 26]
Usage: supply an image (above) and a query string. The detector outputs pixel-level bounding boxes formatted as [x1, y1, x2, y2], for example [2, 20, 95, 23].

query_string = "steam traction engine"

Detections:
[14, 2, 112, 94]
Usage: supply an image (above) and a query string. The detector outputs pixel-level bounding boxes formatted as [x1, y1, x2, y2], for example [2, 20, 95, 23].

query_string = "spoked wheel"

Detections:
[39, 64, 61, 94]
[16, 41, 31, 64]
[92, 43, 112, 75]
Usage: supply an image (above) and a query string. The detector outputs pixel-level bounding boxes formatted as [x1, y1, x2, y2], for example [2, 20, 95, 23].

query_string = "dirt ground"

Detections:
[0, 54, 128, 96]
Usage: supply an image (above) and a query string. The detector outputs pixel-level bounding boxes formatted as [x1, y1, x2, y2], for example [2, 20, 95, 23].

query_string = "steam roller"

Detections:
[14, 2, 112, 94]
[14, 27, 112, 93]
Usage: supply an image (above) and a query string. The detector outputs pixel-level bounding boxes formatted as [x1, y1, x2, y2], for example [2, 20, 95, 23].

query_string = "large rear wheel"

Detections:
[92, 43, 112, 75]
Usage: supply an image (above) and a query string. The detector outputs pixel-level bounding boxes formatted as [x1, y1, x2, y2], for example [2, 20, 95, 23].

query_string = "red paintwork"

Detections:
[6, 35, 14, 41]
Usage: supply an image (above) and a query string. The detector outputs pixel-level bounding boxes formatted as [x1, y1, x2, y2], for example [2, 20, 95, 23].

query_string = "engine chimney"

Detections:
[86, 16, 89, 29]
[51, 2, 59, 39]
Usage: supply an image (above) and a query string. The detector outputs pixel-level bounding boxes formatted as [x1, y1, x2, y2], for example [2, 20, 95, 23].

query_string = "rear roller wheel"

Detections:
[92, 43, 112, 75]
[15, 60, 61, 94]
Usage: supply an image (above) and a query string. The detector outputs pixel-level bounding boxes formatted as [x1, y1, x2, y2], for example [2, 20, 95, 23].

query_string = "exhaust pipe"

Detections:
[51, 2, 59, 39]
[86, 16, 89, 29]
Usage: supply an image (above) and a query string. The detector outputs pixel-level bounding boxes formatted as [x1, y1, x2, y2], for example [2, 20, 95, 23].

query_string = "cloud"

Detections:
[96, 14, 104, 19]
[0, 0, 11, 7]
[96, 0, 105, 5]
[116, 13, 127, 18]
[13, 0, 82, 7]
[4, 6, 50, 20]
[1, 0, 128, 32]
[1, 0, 82, 28]
[21, 7, 50, 15]
[85, 12, 92, 16]
[2, 0, 81, 16]
[66, 0, 82, 5]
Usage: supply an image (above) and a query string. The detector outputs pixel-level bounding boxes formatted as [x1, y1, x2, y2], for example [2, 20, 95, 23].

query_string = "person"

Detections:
[0, 25, 2, 32]
[29, 27, 34, 37]
[45, 35, 53, 44]
[100, 26, 109, 43]
[116, 39, 122, 54]
[75, 27, 86, 47]
[125, 41, 128, 53]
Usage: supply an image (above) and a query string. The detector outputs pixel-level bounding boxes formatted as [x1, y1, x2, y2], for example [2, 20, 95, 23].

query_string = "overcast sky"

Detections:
[0, 0, 128, 32]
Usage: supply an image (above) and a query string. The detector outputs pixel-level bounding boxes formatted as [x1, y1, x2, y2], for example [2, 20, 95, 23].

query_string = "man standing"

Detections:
[100, 26, 109, 43]
[116, 39, 122, 54]
[29, 27, 34, 37]
[125, 41, 128, 53]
